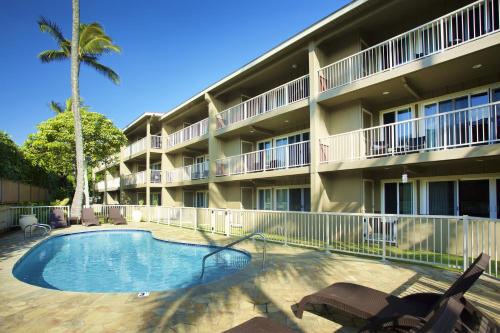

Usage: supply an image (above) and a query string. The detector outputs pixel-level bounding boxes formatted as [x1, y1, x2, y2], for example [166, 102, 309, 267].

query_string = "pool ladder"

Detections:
[199, 232, 266, 279]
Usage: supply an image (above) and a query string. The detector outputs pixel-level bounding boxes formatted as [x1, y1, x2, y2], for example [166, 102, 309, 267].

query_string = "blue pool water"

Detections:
[13, 230, 251, 292]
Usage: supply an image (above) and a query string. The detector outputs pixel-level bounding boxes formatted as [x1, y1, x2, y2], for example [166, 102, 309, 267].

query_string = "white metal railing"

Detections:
[217, 75, 310, 129]
[318, 0, 500, 92]
[123, 137, 147, 159]
[122, 171, 146, 186]
[319, 102, 500, 163]
[8, 206, 70, 227]
[167, 118, 208, 148]
[151, 135, 162, 149]
[95, 178, 120, 192]
[167, 161, 209, 182]
[90, 204, 500, 279]
[216, 141, 310, 176]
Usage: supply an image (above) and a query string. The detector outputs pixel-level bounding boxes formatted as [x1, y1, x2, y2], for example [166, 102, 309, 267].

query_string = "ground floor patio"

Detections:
[0, 222, 498, 332]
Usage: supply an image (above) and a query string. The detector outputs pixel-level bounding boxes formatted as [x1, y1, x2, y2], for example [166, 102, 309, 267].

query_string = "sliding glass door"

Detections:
[383, 182, 414, 214]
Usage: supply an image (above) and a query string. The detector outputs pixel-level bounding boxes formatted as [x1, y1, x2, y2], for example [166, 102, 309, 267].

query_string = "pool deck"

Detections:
[0, 222, 499, 333]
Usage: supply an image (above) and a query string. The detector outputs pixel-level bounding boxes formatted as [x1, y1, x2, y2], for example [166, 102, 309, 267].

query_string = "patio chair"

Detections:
[48, 208, 69, 228]
[293, 253, 490, 331]
[107, 207, 127, 225]
[82, 207, 100, 227]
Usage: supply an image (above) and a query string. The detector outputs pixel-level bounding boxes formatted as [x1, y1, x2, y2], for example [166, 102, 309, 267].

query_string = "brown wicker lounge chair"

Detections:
[293, 253, 490, 331]
[107, 207, 127, 225]
[222, 317, 295, 333]
[82, 208, 100, 227]
[49, 208, 68, 228]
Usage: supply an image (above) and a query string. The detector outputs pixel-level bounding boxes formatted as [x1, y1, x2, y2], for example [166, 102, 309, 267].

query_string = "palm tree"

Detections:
[38, 17, 121, 84]
[38, 12, 120, 217]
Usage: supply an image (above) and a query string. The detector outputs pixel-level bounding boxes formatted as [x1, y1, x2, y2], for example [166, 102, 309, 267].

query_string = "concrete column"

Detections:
[161, 123, 168, 207]
[308, 41, 329, 212]
[205, 92, 226, 208]
[146, 118, 151, 207]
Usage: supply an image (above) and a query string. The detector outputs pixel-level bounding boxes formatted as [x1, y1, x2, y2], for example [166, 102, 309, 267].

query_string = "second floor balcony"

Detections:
[216, 141, 310, 176]
[122, 170, 162, 187]
[216, 75, 310, 130]
[319, 102, 500, 164]
[95, 177, 120, 192]
[318, 0, 500, 94]
[123, 135, 162, 159]
[166, 161, 209, 183]
[166, 118, 208, 149]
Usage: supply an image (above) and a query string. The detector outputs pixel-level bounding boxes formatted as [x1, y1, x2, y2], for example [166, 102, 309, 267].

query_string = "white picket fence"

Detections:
[87, 205, 499, 278]
[6, 205, 498, 278]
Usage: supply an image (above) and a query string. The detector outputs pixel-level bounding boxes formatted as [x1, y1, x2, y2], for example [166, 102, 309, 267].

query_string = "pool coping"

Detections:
[11, 228, 255, 294]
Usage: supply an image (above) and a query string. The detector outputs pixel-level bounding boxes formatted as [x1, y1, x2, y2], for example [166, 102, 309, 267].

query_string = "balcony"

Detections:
[166, 118, 208, 149]
[319, 102, 500, 164]
[95, 178, 120, 192]
[122, 170, 163, 187]
[123, 135, 163, 159]
[166, 161, 209, 183]
[216, 141, 310, 176]
[216, 75, 310, 130]
[318, 0, 500, 93]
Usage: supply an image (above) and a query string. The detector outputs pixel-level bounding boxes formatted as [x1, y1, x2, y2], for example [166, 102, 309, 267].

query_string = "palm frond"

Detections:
[38, 49, 68, 63]
[38, 17, 66, 46]
[49, 101, 64, 113]
[81, 56, 120, 84]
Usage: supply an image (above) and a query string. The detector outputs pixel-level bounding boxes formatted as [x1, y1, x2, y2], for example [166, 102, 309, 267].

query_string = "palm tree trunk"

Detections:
[83, 159, 90, 207]
[70, 0, 85, 219]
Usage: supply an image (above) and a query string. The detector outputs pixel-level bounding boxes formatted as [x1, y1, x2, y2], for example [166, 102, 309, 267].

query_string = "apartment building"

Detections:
[94, 0, 500, 219]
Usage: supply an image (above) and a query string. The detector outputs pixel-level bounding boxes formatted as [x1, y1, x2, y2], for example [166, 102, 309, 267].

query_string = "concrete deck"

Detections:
[0, 222, 498, 332]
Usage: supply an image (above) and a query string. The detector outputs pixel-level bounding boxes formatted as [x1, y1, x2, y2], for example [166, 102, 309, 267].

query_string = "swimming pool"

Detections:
[13, 230, 251, 293]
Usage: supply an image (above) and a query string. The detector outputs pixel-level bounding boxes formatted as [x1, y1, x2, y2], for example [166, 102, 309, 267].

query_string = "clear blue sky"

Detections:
[0, 0, 350, 144]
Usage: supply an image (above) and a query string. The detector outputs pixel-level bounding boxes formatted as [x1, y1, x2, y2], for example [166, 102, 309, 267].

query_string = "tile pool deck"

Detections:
[0, 222, 499, 333]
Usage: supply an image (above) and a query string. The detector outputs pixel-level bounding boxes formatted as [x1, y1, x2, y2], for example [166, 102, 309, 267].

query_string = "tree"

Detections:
[37, 9, 121, 217]
[22, 109, 127, 200]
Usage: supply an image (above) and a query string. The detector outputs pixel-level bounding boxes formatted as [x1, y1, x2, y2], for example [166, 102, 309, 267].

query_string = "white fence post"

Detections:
[325, 214, 330, 253]
[194, 208, 198, 230]
[225, 211, 230, 237]
[463, 215, 469, 272]
[382, 216, 387, 261]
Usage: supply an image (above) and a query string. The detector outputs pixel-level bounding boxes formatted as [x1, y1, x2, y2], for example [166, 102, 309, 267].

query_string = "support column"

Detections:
[308, 41, 328, 212]
[161, 122, 168, 207]
[205, 93, 226, 208]
[146, 118, 151, 208]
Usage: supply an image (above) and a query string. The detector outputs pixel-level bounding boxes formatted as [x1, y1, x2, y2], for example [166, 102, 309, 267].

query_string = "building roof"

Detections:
[122, 112, 163, 133]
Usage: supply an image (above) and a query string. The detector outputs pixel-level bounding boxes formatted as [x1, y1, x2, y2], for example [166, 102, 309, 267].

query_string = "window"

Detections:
[428, 181, 456, 215]
[383, 182, 414, 214]
[275, 189, 288, 211]
[258, 189, 272, 210]
[150, 192, 161, 206]
[382, 108, 412, 149]
[195, 191, 208, 208]
[183, 191, 194, 207]
[459, 180, 489, 217]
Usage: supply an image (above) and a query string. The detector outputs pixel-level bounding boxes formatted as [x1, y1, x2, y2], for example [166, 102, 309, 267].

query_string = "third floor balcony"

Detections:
[123, 135, 163, 159]
[166, 118, 208, 150]
[216, 140, 310, 177]
[216, 75, 310, 131]
[318, 0, 500, 95]
[121, 170, 163, 187]
[319, 101, 500, 165]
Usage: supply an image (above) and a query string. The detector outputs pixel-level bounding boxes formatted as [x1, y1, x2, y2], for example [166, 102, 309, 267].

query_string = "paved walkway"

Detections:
[0, 223, 498, 332]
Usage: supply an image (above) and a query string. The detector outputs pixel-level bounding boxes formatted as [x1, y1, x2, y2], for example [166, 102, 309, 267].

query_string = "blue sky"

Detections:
[0, 0, 350, 144]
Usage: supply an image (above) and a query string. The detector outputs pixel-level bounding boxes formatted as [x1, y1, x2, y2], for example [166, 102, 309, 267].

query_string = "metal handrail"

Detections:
[199, 232, 266, 279]
[24, 223, 52, 239]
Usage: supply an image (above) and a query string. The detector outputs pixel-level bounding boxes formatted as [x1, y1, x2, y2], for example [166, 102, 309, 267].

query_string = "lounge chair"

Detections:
[107, 207, 127, 225]
[293, 253, 490, 331]
[225, 297, 472, 333]
[48, 208, 68, 228]
[82, 208, 100, 227]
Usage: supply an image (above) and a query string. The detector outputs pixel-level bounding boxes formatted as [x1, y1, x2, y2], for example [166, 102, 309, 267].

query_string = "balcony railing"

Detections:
[167, 118, 208, 149]
[167, 161, 209, 182]
[216, 141, 310, 176]
[123, 135, 163, 159]
[216, 75, 310, 130]
[122, 171, 146, 186]
[318, 0, 500, 93]
[95, 178, 120, 192]
[319, 102, 500, 163]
